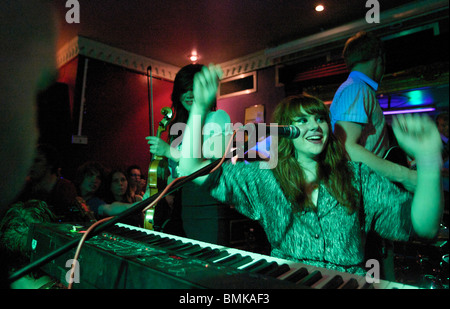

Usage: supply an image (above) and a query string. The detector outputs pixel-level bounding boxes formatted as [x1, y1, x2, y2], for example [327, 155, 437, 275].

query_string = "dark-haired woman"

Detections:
[145, 64, 242, 244]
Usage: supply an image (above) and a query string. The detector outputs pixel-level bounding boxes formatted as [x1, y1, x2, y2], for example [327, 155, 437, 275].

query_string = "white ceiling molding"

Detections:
[56, 36, 181, 81]
[219, 50, 274, 79]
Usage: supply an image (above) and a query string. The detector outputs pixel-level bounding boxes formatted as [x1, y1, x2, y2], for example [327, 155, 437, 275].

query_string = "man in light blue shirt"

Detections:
[330, 31, 419, 281]
[330, 31, 417, 192]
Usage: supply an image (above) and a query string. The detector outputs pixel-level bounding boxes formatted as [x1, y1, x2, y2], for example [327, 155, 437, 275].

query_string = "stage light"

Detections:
[189, 51, 199, 63]
[383, 107, 435, 115]
[315, 4, 324, 12]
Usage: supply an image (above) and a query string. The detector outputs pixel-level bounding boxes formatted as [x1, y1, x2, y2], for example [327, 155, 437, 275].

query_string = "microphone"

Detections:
[267, 125, 300, 139]
[239, 124, 300, 139]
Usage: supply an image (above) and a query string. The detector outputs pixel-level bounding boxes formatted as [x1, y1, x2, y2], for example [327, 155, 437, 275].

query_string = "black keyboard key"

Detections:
[321, 275, 344, 289]
[241, 259, 267, 271]
[298, 270, 322, 287]
[188, 247, 211, 257]
[283, 268, 309, 283]
[150, 238, 173, 246]
[194, 248, 219, 259]
[163, 241, 189, 251]
[176, 244, 202, 254]
[198, 249, 220, 260]
[215, 254, 242, 265]
[227, 256, 254, 268]
[130, 232, 154, 241]
[145, 236, 164, 244]
[265, 263, 290, 278]
[122, 230, 144, 238]
[155, 239, 177, 248]
[251, 262, 278, 275]
[205, 251, 229, 262]
[362, 282, 374, 289]
[340, 278, 359, 289]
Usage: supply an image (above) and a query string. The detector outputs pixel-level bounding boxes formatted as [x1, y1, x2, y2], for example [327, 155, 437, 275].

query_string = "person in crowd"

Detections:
[74, 162, 140, 220]
[0, 0, 58, 211]
[145, 64, 243, 244]
[0, 0, 58, 288]
[178, 64, 443, 276]
[15, 144, 93, 223]
[126, 165, 146, 197]
[74, 161, 108, 217]
[0, 200, 63, 289]
[104, 169, 143, 226]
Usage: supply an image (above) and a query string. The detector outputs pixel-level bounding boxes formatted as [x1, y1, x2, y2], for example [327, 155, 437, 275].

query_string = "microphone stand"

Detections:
[7, 156, 228, 284]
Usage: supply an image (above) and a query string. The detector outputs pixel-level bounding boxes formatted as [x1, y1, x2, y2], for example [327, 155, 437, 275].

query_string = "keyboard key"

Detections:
[298, 270, 322, 287]
[340, 278, 359, 289]
[321, 275, 344, 289]
[283, 267, 309, 283]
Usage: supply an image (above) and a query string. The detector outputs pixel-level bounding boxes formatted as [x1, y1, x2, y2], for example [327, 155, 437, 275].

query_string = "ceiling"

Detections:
[53, 0, 422, 68]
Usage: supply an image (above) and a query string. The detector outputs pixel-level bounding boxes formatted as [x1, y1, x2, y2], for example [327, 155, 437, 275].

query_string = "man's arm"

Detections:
[335, 120, 417, 192]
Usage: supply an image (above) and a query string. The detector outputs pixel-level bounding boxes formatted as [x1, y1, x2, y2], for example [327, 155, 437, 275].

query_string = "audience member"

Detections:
[15, 144, 93, 223]
[0, 0, 58, 288]
[0, 0, 58, 210]
[126, 164, 146, 197]
[74, 161, 108, 218]
[104, 169, 143, 226]
[0, 200, 62, 289]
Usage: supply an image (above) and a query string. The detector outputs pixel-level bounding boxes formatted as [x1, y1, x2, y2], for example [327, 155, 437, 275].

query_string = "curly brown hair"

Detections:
[0, 200, 56, 273]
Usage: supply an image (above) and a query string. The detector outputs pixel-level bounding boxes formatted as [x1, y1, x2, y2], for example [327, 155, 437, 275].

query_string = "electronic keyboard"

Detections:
[28, 222, 420, 289]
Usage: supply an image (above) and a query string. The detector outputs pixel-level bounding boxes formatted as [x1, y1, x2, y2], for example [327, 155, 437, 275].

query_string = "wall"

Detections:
[217, 66, 285, 126]
[57, 57, 79, 118]
[56, 56, 174, 180]
[53, 59, 285, 180]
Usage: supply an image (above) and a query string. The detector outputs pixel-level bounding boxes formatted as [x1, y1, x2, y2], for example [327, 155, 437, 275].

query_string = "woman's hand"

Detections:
[193, 64, 223, 112]
[393, 114, 444, 239]
[146, 136, 170, 158]
[392, 113, 442, 160]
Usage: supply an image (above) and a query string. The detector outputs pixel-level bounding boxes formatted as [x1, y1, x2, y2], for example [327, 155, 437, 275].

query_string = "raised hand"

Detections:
[392, 113, 442, 159]
[193, 64, 223, 112]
